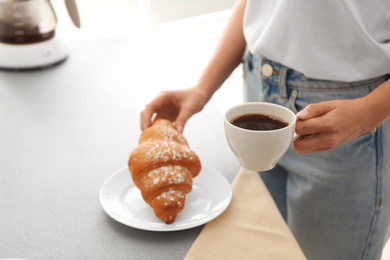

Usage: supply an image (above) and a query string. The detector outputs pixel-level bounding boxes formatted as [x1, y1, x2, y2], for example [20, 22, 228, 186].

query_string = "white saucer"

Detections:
[99, 165, 232, 232]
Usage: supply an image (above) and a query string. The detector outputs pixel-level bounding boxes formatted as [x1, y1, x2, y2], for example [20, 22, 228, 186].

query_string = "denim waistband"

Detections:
[248, 52, 390, 90]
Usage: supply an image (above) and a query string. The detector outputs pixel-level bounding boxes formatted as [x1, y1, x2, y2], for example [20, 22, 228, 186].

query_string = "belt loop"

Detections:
[279, 67, 288, 100]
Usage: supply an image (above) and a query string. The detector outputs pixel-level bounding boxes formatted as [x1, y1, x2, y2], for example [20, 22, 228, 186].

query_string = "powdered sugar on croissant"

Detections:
[128, 119, 201, 224]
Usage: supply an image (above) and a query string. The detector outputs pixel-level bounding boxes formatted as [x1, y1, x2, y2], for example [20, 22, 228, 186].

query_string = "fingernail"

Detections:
[297, 109, 309, 119]
[176, 125, 184, 133]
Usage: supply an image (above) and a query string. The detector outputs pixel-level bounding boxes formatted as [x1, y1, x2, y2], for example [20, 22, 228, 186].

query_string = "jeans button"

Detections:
[261, 63, 273, 77]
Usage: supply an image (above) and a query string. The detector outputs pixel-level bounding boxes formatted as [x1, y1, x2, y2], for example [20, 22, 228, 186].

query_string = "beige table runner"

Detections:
[185, 168, 307, 260]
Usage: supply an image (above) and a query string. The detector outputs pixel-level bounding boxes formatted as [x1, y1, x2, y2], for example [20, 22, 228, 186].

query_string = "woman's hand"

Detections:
[293, 99, 373, 153]
[140, 87, 209, 133]
[140, 0, 247, 133]
[294, 78, 390, 153]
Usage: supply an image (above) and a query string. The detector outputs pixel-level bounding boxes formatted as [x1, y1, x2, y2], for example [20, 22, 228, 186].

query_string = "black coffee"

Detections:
[0, 22, 55, 44]
[230, 113, 288, 131]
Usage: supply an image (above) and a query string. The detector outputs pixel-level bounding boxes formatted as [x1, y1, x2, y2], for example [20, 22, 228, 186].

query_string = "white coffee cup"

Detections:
[224, 102, 298, 171]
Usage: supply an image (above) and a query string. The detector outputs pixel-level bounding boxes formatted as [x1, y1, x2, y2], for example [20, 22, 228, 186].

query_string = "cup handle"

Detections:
[293, 117, 301, 142]
[293, 133, 301, 142]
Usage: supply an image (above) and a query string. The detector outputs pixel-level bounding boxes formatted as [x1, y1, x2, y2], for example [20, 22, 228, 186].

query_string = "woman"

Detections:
[140, 1, 390, 259]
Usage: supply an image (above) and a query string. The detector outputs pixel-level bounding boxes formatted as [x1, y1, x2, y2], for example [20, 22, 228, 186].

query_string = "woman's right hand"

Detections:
[140, 87, 210, 133]
[140, 0, 247, 133]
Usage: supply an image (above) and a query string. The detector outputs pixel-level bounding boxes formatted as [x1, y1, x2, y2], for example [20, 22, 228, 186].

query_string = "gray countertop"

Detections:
[0, 36, 240, 259]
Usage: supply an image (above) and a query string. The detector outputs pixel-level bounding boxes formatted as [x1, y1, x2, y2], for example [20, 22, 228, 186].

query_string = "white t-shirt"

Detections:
[243, 0, 390, 82]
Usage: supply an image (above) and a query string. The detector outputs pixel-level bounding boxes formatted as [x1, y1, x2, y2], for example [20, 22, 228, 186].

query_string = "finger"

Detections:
[174, 108, 193, 133]
[293, 133, 337, 153]
[140, 106, 154, 131]
[140, 99, 163, 130]
[295, 117, 324, 136]
[140, 92, 171, 130]
[293, 135, 325, 153]
[297, 102, 335, 120]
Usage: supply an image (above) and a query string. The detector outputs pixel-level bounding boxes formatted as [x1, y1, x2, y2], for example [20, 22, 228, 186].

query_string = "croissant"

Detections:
[128, 119, 201, 224]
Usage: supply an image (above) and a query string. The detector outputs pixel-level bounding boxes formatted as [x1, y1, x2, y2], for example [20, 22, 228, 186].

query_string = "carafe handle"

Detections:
[65, 0, 81, 28]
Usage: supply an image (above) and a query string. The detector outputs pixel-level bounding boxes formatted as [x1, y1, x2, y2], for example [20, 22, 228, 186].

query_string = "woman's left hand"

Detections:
[294, 79, 390, 153]
[293, 99, 372, 153]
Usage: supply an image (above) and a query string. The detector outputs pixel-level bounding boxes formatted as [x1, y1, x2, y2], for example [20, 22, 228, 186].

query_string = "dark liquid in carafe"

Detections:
[0, 22, 55, 44]
[230, 113, 289, 131]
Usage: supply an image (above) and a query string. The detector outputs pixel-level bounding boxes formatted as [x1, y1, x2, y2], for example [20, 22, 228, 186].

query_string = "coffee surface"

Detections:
[230, 113, 288, 131]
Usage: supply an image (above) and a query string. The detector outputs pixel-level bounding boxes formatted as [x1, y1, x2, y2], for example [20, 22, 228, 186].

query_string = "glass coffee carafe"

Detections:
[0, 0, 58, 45]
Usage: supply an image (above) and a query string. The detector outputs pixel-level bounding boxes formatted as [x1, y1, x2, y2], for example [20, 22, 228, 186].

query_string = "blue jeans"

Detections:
[243, 50, 390, 260]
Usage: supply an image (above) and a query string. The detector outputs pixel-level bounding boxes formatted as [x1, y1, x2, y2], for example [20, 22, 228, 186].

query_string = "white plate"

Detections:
[99, 165, 232, 232]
